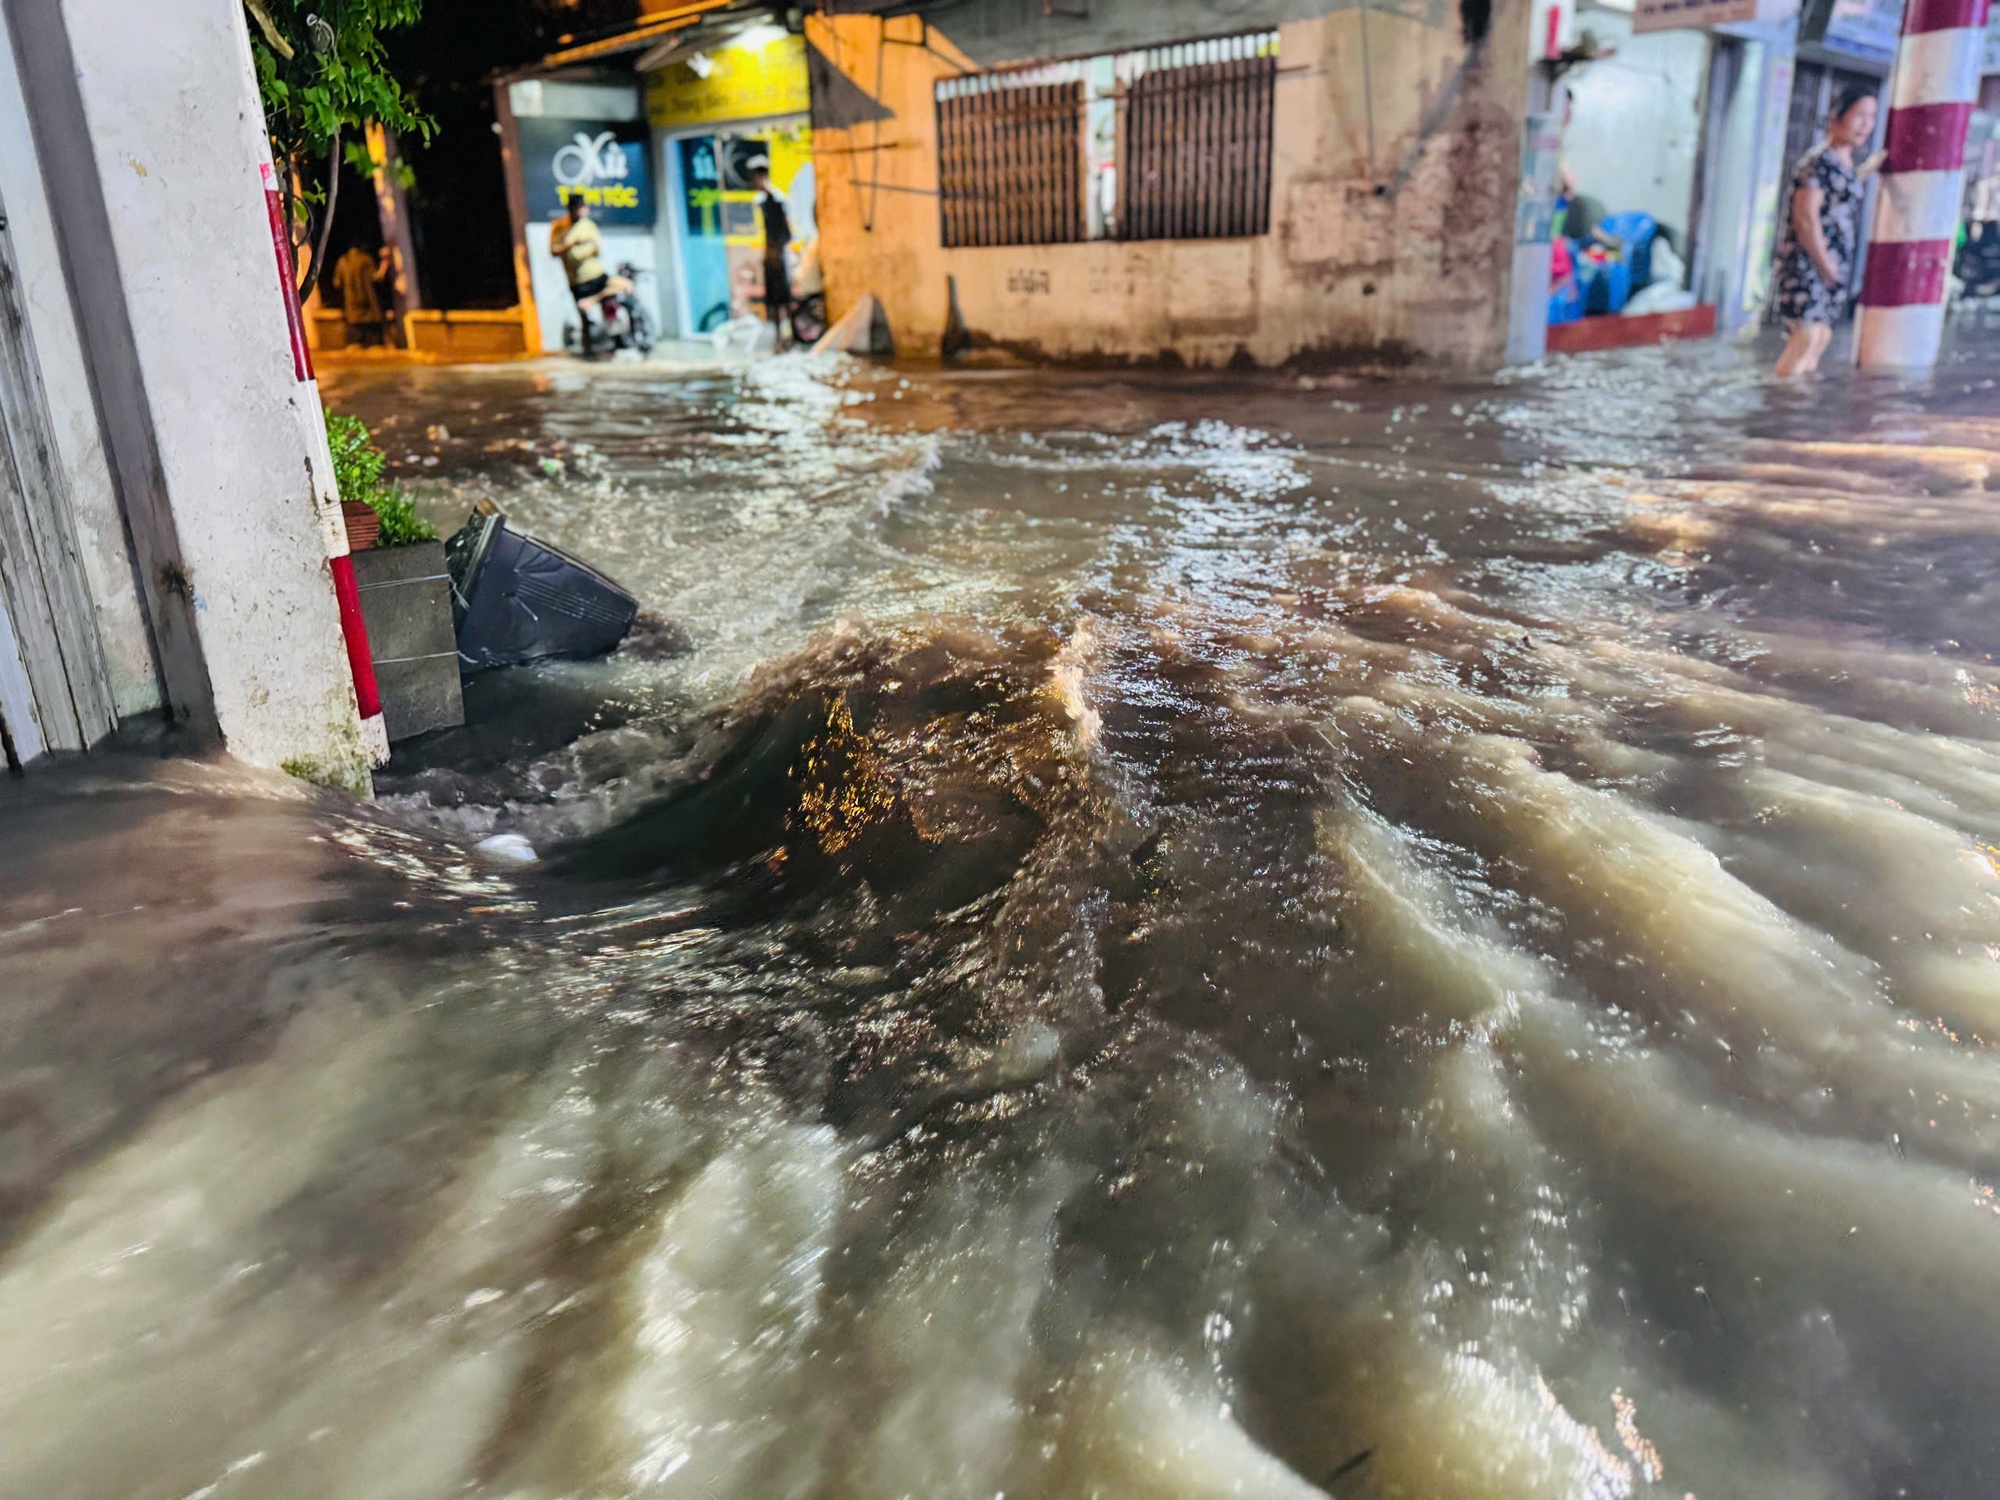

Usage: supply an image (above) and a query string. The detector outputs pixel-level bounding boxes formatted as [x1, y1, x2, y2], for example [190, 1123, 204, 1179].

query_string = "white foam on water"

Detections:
[1038, 1345, 1329, 1500]
[1328, 699, 2000, 1168]
[0, 1003, 410, 1497]
[613, 1121, 844, 1496]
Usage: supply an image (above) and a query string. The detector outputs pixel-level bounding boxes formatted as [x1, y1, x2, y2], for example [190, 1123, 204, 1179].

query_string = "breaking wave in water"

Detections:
[8, 338, 2000, 1497]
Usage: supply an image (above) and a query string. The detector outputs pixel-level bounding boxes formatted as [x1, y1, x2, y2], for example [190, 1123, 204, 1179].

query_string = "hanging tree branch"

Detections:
[301, 129, 342, 300]
[242, 0, 295, 59]
[244, 1, 430, 304]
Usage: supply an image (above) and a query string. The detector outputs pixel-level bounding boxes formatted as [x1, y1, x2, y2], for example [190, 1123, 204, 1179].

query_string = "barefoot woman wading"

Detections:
[1774, 86, 1883, 378]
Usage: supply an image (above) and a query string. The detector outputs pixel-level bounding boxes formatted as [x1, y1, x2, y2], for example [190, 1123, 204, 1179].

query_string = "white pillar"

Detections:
[4, 0, 376, 788]
[1854, 0, 1993, 368]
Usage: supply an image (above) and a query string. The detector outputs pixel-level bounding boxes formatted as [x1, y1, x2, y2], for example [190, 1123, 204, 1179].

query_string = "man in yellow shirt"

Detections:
[331, 242, 385, 345]
[550, 198, 608, 312]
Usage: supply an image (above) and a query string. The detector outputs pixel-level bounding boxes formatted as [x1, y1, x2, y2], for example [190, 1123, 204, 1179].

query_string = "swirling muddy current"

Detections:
[8, 339, 2000, 1498]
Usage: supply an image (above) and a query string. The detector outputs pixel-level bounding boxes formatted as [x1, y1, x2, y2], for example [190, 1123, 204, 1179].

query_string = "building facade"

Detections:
[494, 0, 2000, 366]
[492, 0, 1533, 369]
[805, 0, 1535, 369]
[497, 15, 820, 353]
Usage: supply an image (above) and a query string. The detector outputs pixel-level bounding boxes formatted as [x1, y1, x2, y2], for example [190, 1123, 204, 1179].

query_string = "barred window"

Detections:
[934, 33, 1278, 251]
[937, 70, 1086, 249]
[1119, 35, 1278, 243]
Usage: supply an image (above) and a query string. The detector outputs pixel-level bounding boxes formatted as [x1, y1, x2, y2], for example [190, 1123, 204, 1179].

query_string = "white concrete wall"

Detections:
[0, 4, 156, 720]
[49, 0, 367, 782]
[1566, 14, 1711, 247]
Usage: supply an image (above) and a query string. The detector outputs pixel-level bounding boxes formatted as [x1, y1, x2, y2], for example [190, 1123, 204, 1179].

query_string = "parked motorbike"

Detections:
[565, 263, 656, 358]
[790, 291, 829, 346]
[1956, 221, 2000, 301]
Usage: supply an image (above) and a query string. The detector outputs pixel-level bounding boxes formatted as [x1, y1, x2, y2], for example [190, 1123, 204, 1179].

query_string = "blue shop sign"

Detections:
[518, 117, 656, 226]
[1820, 0, 1904, 65]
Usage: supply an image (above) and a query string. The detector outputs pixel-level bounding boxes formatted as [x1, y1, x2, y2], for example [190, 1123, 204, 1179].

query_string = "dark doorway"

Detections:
[380, 0, 641, 310]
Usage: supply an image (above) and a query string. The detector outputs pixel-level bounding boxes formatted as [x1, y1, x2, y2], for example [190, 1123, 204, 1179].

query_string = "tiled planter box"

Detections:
[350, 540, 465, 743]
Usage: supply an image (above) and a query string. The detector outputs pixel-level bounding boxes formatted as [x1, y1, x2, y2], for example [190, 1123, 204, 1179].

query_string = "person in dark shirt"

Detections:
[748, 158, 794, 342]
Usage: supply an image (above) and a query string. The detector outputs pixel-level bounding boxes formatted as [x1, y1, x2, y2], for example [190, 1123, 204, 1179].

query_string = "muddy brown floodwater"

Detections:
[9, 333, 2000, 1499]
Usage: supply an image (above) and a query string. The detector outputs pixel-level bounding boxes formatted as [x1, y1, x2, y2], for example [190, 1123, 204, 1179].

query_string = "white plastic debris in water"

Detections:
[711, 316, 776, 358]
[474, 834, 539, 867]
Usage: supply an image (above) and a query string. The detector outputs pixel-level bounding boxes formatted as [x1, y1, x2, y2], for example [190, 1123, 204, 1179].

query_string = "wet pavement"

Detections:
[9, 326, 2000, 1497]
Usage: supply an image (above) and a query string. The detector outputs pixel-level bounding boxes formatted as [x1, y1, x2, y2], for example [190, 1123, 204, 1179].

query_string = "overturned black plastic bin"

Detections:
[447, 505, 639, 670]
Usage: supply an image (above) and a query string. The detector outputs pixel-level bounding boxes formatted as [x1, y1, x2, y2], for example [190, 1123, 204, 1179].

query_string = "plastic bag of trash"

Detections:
[1649, 236, 1688, 291]
[711, 316, 775, 358]
[1623, 281, 1699, 317]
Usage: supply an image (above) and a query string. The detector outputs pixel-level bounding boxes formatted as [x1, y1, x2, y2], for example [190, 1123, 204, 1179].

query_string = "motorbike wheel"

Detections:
[630, 305, 655, 354]
[791, 295, 828, 347]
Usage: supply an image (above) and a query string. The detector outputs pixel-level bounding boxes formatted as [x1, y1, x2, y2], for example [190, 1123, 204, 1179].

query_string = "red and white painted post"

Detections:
[260, 158, 390, 767]
[1855, 0, 1994, 368]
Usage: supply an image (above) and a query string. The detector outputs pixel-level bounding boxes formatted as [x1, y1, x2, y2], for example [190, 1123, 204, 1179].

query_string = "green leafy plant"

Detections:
[328, 411, 436, 548]
[368, 489, 436, 549]
[327, 409, 387, 498]
[245, 0, 433, 297]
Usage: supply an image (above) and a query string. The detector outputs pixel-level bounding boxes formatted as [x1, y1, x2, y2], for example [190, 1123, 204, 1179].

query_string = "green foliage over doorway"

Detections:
[244, 0, 433, 297]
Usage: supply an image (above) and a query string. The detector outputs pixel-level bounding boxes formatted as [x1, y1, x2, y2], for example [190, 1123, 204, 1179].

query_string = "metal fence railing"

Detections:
[1119, 34, 1278, 244]
[937, 70, 1086, 250]
[933, 32, 1278, 250]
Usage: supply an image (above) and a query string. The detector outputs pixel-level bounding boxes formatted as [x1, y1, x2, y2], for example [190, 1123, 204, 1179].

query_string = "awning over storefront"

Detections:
[645, 28, 809, 128]
[506, 0, 774, 78]
[1631, 0, 1907, 67]
[1634, 0, 1797, 34]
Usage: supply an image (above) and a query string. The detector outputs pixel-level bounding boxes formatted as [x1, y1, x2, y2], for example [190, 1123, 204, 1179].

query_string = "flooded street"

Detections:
[10, 333, 2000, 1498]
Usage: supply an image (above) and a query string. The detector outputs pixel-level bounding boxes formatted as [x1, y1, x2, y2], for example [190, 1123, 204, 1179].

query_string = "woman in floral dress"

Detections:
[1774, 86, 1882, 377]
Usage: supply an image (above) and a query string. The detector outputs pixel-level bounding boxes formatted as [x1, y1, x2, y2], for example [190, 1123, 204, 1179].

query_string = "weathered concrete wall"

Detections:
[7, 0, 369, 783]
[806, 1, 1529, 370]
[0, 3, 155, 721]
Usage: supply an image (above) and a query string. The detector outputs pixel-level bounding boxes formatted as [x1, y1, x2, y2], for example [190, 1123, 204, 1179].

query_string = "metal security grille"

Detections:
[937, 70, 1086, 249]
[1119, 33, 1278, 243]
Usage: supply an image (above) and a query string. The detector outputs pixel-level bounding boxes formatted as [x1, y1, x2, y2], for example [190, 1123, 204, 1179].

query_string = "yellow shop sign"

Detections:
[646, 31, 809, 128]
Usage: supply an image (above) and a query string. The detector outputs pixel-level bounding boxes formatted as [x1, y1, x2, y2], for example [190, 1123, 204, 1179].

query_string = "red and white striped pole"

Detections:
[1855, 0, 1994, 367]
[260, 158, 390, 767]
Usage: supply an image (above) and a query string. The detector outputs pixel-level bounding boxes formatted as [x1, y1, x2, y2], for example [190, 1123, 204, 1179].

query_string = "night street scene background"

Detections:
[7, 2, 2000, 1497]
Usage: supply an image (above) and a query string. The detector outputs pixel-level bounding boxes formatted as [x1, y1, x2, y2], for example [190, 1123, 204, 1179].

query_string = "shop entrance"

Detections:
[1782, 62, 1880, 186]
[1562, 16, 1710, 263]
[666, 122, 815, 335]
[647, 27, 815, 340]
